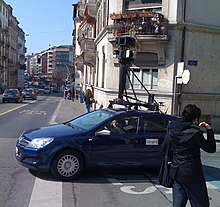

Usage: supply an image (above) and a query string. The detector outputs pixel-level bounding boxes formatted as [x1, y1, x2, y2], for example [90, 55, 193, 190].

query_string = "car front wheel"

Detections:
[50, 150, 84, 181]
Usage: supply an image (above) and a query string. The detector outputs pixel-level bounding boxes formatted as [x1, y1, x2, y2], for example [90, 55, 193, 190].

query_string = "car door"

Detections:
[89, 115, 141, 166]
[137, 114, 169, 166]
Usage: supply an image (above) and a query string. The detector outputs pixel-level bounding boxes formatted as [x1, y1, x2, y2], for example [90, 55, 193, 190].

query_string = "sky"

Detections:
[6, 0, 77, 55]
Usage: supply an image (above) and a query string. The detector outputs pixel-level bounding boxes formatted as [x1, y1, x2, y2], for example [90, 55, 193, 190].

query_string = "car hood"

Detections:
[23, 124, 84, 140]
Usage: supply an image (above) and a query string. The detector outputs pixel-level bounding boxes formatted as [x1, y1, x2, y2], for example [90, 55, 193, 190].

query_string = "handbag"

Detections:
[158, 134, 173, 188]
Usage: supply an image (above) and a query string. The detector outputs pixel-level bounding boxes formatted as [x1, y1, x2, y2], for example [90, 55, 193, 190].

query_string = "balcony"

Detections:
[75, 55, 84, 71]
[110, 11, 169, 66]
[110, 11, 167, 37]
[80, 37, 96, 66]
[86, 0, 97, 18]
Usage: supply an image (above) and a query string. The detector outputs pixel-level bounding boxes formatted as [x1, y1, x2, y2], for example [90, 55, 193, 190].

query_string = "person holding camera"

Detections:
[161, 104, 216, 207]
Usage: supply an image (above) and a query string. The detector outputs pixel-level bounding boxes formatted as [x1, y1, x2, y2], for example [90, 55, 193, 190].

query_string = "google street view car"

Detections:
[15, 100, 178, 181]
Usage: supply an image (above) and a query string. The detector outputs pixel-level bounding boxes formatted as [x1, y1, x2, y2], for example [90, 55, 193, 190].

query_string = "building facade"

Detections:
[26, 45, 74, 87]
[0, 0, 9, 91]
[0, 1, 26, 91]
[74, 0, 220, 132]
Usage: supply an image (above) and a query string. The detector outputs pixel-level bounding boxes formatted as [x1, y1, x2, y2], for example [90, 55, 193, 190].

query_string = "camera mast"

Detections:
[109, 35, 161, 112]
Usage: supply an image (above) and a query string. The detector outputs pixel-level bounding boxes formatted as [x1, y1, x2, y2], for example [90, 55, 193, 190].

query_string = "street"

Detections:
[0, 95, 220, 207]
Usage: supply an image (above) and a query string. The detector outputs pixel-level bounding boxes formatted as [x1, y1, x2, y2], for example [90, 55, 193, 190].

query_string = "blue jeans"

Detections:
[173, 180, 209, 207]
[86, 103, 91, 113]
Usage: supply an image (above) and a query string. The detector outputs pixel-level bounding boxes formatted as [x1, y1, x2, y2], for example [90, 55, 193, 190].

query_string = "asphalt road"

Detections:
[0, 95, 220, 207]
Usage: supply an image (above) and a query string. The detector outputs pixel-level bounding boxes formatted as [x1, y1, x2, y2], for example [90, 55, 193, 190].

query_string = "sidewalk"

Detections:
[53, 98, 86, 124]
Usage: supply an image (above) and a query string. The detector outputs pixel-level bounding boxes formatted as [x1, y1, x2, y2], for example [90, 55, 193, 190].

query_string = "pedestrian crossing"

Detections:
[28, 172, 220, 207]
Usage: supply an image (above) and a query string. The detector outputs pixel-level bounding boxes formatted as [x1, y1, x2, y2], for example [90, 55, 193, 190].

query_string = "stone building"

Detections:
[0, 1, 25, 90]
[73, 0, 220, 132]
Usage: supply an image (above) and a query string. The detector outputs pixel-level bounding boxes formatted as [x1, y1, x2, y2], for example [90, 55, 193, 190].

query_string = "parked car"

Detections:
[2, 89, 23, 103]
[44, 86, 51, 94]
[15, 106, 178, 181]
[22, 88, 37, 100]
[51, 86, 59, 93]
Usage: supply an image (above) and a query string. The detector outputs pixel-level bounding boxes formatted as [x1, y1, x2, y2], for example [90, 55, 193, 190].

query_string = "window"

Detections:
[101, 46, 105, 88]
[142, 116, 168, 133]
[142, 69, 150, 88]
[152, 69, 158, 89]
[96, 55, 99, 87]
[130, 67, 158, 90]
[69, 110, 113, 131]
[104, 116, 140, 135]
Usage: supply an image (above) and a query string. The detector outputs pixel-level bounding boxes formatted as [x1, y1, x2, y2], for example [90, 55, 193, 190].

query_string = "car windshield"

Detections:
[67, 110, 114, 130]
[24, 88, 33, 92]
[4, 89, 17, 94]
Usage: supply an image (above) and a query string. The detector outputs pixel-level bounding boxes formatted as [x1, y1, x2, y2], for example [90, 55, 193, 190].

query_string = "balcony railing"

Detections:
[110, 11, 167, 36]
[80, 37, 96, 52]
[79, 37, 96, 66]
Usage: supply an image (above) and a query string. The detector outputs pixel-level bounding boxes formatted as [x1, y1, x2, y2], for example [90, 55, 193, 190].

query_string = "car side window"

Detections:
[143, 116, 168, 133]
[104, 116, 139, 135]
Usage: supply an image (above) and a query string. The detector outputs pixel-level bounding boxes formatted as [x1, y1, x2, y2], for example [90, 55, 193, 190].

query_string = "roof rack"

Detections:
[108, 98, 160, 112]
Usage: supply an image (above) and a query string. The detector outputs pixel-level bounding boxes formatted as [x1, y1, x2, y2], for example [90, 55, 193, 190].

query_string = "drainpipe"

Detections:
[177, 0, 187, 115]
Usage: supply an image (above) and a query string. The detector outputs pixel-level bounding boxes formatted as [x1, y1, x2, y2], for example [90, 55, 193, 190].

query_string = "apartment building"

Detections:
[0, 1, 25, 90]
[73, 0, 220, 132]
[0, 0, 9, 91]
[26, 45, 74, 87]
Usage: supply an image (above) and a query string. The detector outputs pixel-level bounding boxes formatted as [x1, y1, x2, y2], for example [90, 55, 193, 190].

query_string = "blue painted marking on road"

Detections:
[205, 175, 220, 188]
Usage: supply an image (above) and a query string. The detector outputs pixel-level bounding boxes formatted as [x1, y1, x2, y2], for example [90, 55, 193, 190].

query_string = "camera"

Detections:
[113, 36, 136, 60]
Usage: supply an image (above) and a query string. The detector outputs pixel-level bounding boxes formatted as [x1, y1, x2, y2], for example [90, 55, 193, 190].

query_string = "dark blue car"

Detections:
[15, 108, 178, 181]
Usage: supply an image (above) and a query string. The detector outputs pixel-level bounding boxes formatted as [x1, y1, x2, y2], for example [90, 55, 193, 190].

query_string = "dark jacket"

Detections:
[161, 118, 216, 183]
[84, 95, 93, 105]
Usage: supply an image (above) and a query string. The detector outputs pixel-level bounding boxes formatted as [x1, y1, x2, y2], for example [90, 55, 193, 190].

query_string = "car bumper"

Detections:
[15, 145, 51, 171]
[3, 97, 19, 102]
[23, 95, 35, 99]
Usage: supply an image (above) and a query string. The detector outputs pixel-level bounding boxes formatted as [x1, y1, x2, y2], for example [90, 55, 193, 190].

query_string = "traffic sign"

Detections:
[182, 69, 190, 84]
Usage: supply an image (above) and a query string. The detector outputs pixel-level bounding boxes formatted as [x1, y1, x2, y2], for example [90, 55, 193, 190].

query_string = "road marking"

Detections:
[120, 185, 157, 194]
[0, 100, 37, 116]
[107, 178, 123, 185]
[19, 110, 47, 116]
[205, 175, 220, 189]
[50, 99, 62, 124]
[108, 176, 220, 195]
[0, 104, 29, 116]
[29, 178, 62, 207]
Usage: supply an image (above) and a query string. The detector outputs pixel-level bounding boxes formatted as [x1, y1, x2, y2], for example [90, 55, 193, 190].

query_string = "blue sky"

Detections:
[6, 0, 77, 54]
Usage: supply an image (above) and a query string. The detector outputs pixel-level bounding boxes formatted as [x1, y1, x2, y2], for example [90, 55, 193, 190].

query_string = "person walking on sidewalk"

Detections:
[84, 89, 94, 113]
[161, 104, 216, 207]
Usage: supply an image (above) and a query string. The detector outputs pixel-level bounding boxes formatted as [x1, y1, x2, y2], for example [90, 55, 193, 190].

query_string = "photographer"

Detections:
[161, 104, 216, 207]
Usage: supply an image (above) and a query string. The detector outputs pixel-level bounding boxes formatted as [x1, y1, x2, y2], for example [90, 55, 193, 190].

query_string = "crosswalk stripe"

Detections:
[28, 177, 62, 207]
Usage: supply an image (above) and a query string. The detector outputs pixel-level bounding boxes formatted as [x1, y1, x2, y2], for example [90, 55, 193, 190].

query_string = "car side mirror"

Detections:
[95, 129, 111, 136]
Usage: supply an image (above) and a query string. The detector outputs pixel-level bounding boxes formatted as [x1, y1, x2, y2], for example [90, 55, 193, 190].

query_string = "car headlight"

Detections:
[26, 137, 54, 149]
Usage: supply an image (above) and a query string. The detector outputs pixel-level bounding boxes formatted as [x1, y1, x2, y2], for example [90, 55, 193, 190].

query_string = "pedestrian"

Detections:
[161, 104, 216, 207]
[64, 87, 68, 99]
[80, 91, 85, 103]
[84, 89, 94, 113]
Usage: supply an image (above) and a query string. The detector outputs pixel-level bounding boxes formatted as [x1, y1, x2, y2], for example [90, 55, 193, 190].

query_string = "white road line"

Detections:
[0, 104, 28, 116]
[50, 99, 62, 124]
[28, 178, 62, 207]
[107, 178, 123, 185]
[0, 100, 37, 116]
